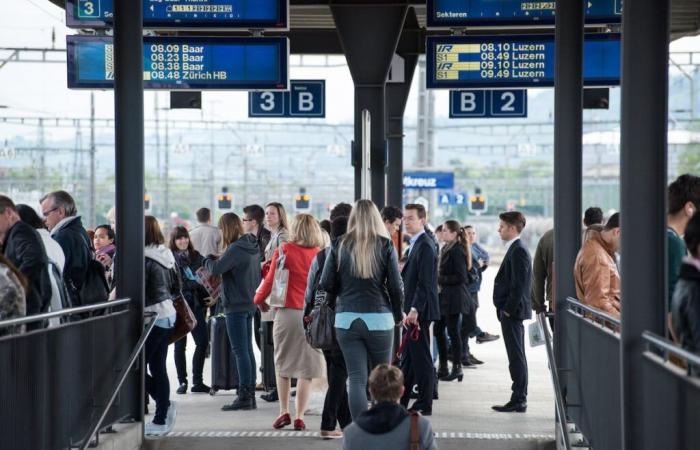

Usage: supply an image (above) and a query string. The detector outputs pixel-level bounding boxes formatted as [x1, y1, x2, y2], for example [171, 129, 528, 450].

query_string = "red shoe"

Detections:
[293, 419, 306, 431]
[272, 413, 291, 429]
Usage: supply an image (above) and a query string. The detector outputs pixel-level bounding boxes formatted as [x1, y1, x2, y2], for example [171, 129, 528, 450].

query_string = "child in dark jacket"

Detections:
[342, 364, 437, 450]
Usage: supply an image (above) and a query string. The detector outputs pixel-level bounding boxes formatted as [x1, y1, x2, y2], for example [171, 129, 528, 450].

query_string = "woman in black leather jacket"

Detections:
[672, 212, 700, 372]
[320, 199, 404, 420]
[435, 220, 475, 382]
[144, 216, 179, 435]
[169, 226, 211, 395]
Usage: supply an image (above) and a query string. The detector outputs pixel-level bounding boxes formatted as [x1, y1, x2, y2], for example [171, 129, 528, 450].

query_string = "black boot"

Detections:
[261, 388, 278, 402]
[249, 385, 257, 409]
[437, 361, 449, 380]
[442, 364, 464, 382]
[222, 385, 255, 411]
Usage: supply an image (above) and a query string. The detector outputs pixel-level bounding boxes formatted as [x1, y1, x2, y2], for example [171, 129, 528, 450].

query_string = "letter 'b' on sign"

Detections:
[298, 92, 314, 112]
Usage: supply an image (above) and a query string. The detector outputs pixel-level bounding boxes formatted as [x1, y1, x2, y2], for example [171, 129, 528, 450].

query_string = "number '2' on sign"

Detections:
[449, 89, 527, 118]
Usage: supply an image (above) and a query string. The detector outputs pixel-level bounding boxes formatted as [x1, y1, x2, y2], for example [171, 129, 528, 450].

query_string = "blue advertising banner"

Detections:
[427, 34, 620, 89]
[403, 172, 455, 190]
[450, 89, 527, 118]
[427, 0, 622, 27]
[66, 0, 288, 29]
[67, 35, 289, 90]
[249, 80, 325, 118]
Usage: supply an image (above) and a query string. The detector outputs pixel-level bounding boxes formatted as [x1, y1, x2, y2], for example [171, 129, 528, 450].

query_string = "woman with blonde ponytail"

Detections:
[434, 220, 475, 383]
[320, 199, 404, 419]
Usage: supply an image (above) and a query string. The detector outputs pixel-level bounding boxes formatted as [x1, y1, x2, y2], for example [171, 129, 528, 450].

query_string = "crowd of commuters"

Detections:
[3, 175, 700, 445]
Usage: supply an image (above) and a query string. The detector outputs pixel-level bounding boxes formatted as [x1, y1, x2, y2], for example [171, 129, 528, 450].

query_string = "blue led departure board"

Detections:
[66, 0, 288, 29]
[427, 0, 622, 27]
[427, 34, 620, 89]
[67, 36, 289, 90]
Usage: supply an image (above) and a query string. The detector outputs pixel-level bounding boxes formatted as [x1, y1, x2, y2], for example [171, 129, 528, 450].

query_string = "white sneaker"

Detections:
[145, 422, 168, 436]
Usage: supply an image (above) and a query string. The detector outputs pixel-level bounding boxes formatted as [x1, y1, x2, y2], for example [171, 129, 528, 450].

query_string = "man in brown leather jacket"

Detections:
[573, 213, 621, 317]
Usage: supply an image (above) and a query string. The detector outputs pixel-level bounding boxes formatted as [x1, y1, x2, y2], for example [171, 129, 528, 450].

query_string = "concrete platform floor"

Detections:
[146, 268, 556, 449]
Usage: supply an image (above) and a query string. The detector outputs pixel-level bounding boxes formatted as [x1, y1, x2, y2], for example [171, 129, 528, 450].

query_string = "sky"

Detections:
[1, 1, 700, 128]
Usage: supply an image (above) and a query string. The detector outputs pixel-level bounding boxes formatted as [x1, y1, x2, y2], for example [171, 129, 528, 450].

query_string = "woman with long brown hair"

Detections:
[204, 212, 262, 411]
[169, 226, 210, 395]
[254, 214, 324, 431]
[435, 220, 474, 382]
[144, 215, 179, 434]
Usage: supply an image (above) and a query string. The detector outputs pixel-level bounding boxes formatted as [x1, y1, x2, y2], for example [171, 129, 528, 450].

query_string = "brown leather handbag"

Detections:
[169, 294, 197, 344]
[169, 265, 198, 344]
[409, 411, 420, 450]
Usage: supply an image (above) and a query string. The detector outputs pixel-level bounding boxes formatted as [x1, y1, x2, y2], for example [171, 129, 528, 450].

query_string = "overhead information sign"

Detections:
[67, 36, 289, 90]
[403, 172, 455, 190]
[249, 80, 325, 118]
[427, 34, 620, 89]
[427, 0, 622, 27]
[66, 0, 288, 29]
[450, 89, 527, 118]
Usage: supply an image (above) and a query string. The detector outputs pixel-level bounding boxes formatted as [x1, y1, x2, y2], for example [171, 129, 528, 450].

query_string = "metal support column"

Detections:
[386, 9, 419, 209]
[620, 1, 670, 448]
[331, 4, 408, 207]
[553, 0, 584, 406]
[113, 0, 145, 423]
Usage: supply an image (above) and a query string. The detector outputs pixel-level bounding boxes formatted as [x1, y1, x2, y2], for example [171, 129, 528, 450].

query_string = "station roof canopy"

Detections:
[48, 0, 700, 51]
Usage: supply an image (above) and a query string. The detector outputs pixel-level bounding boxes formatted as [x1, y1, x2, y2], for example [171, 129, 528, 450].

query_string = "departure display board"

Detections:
[67, 36, 289, 90]
[427, 0, 622, 27]
[66, 0, 288, 29]
[427, 34, 620, 89]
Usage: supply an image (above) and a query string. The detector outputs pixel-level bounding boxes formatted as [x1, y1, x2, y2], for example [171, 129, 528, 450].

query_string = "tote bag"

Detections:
[269, 245, 289, 308]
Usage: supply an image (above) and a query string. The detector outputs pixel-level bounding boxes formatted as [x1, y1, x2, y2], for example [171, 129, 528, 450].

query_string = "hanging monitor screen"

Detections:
[66, 0, 288, 29]
[427, 0, 622, 27]
[67, 36, 289, 90]
[426, 34, 620, 89]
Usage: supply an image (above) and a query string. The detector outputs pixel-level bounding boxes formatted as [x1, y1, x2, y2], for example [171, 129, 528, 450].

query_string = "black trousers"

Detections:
[500, 315, 528, 403]
[434, 314, 461, 368]
[400, 321, 435, 410]
[145, 325, 172, 424]
[174, 302, 208, 385]
[460, 311, 477, 359]
[321, 348, 351, 431]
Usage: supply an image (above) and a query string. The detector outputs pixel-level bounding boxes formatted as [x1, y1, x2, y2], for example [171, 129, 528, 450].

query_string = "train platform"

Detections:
[146, 269, 556, 449]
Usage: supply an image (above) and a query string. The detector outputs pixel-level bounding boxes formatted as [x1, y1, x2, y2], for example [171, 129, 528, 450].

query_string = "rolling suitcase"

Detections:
[209, 315, 239, 395]
[260, 320, 276, 391]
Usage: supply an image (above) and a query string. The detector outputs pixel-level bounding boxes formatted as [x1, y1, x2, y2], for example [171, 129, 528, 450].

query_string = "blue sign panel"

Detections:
[427, 34, 620, 89]
[403, 172, 455, 190]
[450, 89, 527, 118]
[66, 0, 288, 29]
[454, 192, 468, 205]
[249, 80, 325, 118]
[438, 193, 452, 205]
[427, 0, 622, 27]
[67, 36, 289, 90]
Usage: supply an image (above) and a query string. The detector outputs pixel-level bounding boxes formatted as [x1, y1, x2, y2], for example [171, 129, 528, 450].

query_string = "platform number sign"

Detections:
[450, 89, 527, 118]
[454, 193, 467, 205]
[78, 0, 100, 18]
[249, 80, 325, 118]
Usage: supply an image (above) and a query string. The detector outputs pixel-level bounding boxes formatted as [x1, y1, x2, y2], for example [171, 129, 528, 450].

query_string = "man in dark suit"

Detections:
[492, 211, 532, 413]
[400, 204, 440, 415]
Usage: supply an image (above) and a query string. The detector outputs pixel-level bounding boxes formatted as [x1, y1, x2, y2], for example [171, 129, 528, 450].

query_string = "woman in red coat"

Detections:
[255, 214, 324, 431]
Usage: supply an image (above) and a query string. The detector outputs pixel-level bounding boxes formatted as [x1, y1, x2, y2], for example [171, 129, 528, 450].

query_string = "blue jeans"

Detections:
[336, 319, 394, 419]
[225, 311, 257, 386]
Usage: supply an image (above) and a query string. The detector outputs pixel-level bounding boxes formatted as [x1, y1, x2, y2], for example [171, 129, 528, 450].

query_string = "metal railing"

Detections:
[0, 298, 142, 450]
[537, 312, 571, 450]
[564, 297, 622, 450]
[79, 311, 156, 450]
[642, 331, 700, 373]
[566, 297, 621, 329]
[0, 298, 130, 330]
